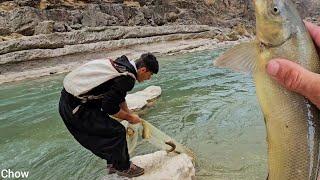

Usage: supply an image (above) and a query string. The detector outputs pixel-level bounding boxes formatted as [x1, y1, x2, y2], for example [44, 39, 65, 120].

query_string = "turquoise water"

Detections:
[0, 50, 267, 179]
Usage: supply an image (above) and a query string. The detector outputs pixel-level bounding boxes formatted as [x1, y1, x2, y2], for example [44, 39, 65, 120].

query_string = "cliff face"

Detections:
[0, 0, 319, 37]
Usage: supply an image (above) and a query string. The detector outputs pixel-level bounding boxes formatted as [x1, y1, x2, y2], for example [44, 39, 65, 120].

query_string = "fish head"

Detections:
[253, 0, 302, 47]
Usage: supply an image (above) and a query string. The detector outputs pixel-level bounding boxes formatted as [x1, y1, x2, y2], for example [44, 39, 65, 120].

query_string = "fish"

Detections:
[113, 116, 196, 160]
[214, 0, 320, 179]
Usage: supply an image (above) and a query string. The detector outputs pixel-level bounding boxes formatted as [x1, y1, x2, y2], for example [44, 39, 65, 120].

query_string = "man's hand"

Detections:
[266, 59, 320, 108]
[128, 113, 142, 124]
[266, 22, 320, 109]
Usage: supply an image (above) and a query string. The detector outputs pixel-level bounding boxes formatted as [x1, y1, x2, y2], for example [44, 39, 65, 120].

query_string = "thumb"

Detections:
[266, 59, 306, 92]
[266, 59, 320, 108]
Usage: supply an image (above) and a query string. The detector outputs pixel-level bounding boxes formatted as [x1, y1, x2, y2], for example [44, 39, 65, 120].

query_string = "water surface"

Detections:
[0, 50, 267, 179]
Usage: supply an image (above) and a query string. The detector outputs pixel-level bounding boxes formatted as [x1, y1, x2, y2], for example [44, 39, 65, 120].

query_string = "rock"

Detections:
[99, 3, 127, 25]
[0, 1, 19, 11]
[7, 7, 41, 36]
[81, 4, 118, 26]
[0, 25, 211, 56]
[34, 20, 54, 35]
[215, 34, 226, 42]
[226, 31, 239, 41]
[126, 86, 162, 111]
[103, 149, 195, 179]
[13, 0, 41, 7]
[53, 22, 67, 32]
[131, 151, 195, 180]
[1, 0, 318, 34]
[128, 10, 147, 26]
[0, 27, 11, 36]
[166, 12, 179, 23]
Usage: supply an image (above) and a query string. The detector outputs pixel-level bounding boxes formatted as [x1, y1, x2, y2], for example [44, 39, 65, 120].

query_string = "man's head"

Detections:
[135, 53, 159, 82]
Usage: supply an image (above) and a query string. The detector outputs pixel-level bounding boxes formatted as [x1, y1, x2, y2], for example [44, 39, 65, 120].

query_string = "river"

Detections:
[0, 50, 267, 179]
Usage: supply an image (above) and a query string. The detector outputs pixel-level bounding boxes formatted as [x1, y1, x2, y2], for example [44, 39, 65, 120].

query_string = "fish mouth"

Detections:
[259, 32, 295, 48]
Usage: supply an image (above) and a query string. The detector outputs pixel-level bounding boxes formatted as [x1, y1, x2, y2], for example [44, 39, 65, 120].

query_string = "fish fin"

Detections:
[214, 41, 259, 73]
[266, 173, 269, 180]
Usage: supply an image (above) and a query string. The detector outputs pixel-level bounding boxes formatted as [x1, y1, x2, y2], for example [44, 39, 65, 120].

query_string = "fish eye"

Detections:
[273, 6, 280, 14]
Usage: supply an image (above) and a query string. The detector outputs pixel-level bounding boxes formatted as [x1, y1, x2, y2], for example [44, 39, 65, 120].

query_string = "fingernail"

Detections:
[267, 60, 280, 76]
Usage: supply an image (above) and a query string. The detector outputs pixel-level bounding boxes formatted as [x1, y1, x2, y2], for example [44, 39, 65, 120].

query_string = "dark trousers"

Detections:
[58, 89, 130, 170]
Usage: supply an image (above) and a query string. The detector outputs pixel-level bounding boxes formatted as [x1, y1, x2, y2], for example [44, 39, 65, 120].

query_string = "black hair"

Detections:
[135, 53, 159, 74]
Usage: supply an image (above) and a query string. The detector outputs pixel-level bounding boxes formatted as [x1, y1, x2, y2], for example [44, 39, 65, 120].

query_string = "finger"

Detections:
[304, 21, 320, 47]
[266, 59, 312, 95]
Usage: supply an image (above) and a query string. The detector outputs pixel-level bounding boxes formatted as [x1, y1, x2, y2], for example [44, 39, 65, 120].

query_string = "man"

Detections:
[58, 53, 159, 178]
[266, 22, 320, 109]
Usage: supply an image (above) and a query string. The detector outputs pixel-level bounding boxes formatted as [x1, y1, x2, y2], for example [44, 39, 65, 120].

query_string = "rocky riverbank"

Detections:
[0, 0, 319, 84]
[0, 24, 251, 84]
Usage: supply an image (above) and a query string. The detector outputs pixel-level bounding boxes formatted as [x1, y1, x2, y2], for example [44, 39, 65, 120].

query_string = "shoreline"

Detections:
[0, 37, 249, 85]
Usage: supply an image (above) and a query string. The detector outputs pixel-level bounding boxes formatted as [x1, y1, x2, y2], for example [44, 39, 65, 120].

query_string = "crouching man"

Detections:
[58, 53, 159, 178]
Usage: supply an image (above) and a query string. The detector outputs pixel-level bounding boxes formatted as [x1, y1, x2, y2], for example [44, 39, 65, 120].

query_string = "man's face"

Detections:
[137, 67, 153, 82]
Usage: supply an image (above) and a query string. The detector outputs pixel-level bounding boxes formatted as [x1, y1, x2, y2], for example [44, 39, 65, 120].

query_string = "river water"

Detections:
[0, 50, 267, 179]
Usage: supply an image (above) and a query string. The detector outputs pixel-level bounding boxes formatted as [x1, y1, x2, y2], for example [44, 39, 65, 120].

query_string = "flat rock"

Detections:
[131, 151, 195, 180]
[103, 151, 195, 180]
[126, 86, 162, 111]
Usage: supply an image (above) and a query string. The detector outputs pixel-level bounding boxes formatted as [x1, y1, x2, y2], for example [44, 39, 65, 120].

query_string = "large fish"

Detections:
[214, 0, 320, 179]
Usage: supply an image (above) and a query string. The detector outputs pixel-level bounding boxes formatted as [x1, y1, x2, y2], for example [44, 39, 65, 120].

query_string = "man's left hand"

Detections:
[128, 113, 142, 124]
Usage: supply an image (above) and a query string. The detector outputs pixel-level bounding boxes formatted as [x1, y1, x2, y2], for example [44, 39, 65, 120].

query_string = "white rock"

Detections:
[126, 86, 162, 111]
[131, 151, 195, 180]
[102, 151, 195, 180]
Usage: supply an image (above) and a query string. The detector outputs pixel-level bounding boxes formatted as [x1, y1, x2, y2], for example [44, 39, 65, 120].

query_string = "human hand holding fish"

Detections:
[214, 1, 320, 179]
[267, 22, 320, 109]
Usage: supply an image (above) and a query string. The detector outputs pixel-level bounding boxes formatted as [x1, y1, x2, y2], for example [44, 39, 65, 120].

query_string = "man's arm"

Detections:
[113, 109, 141, 124]
[119, 101, 131, 113]
[114, 101, 141, 124]
[101, 76, 141, 124]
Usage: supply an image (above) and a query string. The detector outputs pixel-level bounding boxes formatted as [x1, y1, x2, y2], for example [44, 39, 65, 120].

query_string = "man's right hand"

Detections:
[266, 22, 320, 109]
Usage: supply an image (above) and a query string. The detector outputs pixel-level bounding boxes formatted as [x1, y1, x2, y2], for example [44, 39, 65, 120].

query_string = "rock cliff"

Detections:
[0, 0, 318, 37]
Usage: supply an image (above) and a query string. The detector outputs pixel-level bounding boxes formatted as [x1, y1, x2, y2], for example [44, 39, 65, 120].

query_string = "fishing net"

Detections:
[120, 119, 196, 161]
